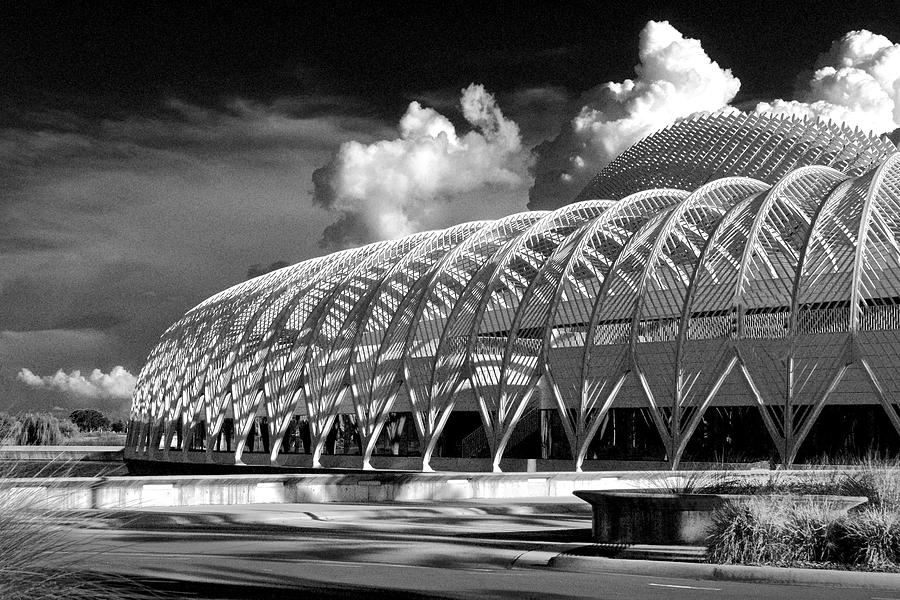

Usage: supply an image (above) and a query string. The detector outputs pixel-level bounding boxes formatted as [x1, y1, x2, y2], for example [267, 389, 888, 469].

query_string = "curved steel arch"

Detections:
[674, 166, 848, 466]
[852, 156, 900, 439]
[462, 201, 615, 470]
[406, 212, 548, 469]
[577, 178, 768, 468]
[783, 173, 873, 463]
[230, 243, 389, 463]
[349, 221, 491, 468]
[162, 272, 287, 445]
[198, 253, 348, 458]
[179, 265, 305, 454]
[541, 189, 690, 470]
[359, 217, 541, 471]
[296, 234, 433, 466]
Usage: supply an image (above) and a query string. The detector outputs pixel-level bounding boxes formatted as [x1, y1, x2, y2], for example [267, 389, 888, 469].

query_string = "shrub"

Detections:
[832, 506, 900, 568]
[837, 456, 900, 509]
[707, 497, 838, 566]
[707, 501, 776, 564]
[708, 493, 900, 571]
[57, 418, 80, 439]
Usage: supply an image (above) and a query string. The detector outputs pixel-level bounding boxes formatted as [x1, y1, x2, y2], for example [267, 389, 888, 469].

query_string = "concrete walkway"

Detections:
[71, 498, 900, 593]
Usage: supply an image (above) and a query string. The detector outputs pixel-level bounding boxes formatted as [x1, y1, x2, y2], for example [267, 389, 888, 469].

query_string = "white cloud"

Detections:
[16, 366, 136, 400]
[313, 83, 532, 247]
[756, 29, 900, 134]
[529, 20, 740, 209]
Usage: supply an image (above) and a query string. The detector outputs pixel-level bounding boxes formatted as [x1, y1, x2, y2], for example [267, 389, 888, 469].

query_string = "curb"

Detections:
[549, 554, 900, 591]
[560, 544, 706, 562]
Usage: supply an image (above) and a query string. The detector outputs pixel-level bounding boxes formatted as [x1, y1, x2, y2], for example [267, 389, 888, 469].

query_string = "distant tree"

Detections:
[69, 409, 110, 432]
[110, 420, 125, 433]
[16, 413, 63, 445]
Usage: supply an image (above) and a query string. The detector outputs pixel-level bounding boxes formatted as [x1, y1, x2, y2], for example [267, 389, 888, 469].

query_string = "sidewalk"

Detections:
[78, 496, 592, 531]
[76, 498, 900, 591]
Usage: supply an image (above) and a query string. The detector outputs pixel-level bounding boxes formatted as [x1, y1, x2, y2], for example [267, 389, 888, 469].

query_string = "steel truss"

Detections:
[127, 112, 900, 470]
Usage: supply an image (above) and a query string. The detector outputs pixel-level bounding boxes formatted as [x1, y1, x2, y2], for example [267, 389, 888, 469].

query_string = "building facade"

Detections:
[126, 111, 900, 471]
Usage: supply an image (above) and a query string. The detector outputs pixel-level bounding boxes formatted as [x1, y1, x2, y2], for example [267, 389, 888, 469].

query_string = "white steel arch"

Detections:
[349, 221, 490, 468]
[466, 200, 614, 471]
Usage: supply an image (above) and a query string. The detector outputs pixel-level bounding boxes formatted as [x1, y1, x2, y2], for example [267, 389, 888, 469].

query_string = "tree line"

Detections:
[0, 409, 125, 445]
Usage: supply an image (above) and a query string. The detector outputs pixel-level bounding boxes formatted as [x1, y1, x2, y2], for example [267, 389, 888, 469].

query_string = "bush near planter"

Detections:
[708, 498, 841, 565]
[707, 461, 900, 571]
[833, 505, 900, 569]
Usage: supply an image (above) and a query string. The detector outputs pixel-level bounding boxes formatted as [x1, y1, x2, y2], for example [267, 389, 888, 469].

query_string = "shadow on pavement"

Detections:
[456, 527, 592, 543]
[118, 575, 468, 599]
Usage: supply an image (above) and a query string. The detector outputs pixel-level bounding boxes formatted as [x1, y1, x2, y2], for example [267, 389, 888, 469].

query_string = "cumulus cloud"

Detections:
[16, 366, 136, 400]
[756, 29, 900, 135]
[529, 20, 740, 209]
[313, 83, 531, 247]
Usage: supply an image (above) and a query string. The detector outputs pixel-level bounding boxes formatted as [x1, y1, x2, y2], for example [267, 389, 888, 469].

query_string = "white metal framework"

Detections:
[127, 111, 900, 470]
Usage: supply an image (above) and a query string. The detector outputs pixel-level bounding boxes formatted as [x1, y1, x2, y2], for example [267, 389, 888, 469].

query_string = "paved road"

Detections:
[52, 501, 900, 599]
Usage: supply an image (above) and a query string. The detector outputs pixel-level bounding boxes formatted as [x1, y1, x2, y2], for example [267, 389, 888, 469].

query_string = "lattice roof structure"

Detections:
[127, 111, 900, 471]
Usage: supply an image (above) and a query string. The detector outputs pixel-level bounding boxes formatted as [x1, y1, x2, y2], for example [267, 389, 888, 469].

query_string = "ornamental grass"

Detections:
[706, 458, 900, 571]
[0, 461, 152, 599]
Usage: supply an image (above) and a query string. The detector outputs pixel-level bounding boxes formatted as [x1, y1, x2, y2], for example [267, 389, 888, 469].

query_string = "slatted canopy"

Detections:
[127, 110, 900, 471]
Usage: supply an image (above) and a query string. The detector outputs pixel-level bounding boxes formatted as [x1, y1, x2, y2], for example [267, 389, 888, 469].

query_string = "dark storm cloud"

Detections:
[0, 94, 391, 410]
[246, 260, 291, 280]
[317, 211, 373, 251]
[99, 97, 393, 152]
[0, 234, 70, 254]
[889, 128, 900, 146]
[501, 87, 572, 147]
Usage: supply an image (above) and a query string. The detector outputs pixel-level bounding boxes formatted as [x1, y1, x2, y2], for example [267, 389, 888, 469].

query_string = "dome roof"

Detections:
[576, 110, 896, 201]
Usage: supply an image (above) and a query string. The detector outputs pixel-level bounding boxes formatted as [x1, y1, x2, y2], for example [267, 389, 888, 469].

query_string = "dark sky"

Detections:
[1, 0, 898, 415]
[5, 2, 899, 109]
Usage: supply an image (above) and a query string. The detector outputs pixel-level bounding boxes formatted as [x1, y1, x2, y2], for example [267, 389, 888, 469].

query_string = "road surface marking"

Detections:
[648, 583, 721, 591]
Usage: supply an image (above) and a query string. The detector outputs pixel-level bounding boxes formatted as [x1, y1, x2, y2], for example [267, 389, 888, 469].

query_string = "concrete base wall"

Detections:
[0, 446, 124, 461]
[0, 468, 846, 510]
[3, 470, 645, 509]
[127, 446, 770, 473]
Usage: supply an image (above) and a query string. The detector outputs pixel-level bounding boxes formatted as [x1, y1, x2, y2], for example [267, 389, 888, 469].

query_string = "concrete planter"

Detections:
[573, 490, 868, 545]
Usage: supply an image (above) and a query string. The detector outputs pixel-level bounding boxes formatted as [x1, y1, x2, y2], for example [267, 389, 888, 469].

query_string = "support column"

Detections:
[540, 409, 552, 460]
